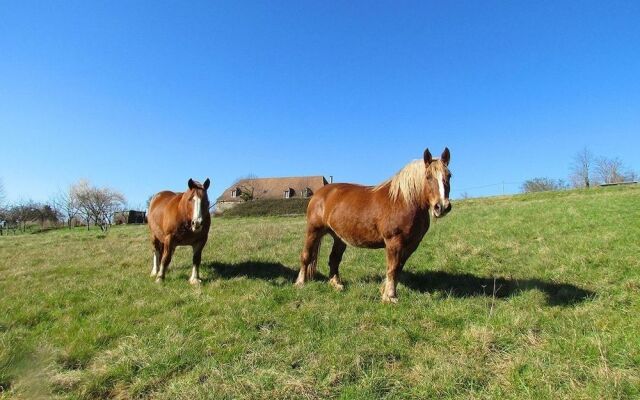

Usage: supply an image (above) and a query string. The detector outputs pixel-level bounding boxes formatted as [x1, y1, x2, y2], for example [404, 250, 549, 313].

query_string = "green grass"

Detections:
[1, 185, 639, 399]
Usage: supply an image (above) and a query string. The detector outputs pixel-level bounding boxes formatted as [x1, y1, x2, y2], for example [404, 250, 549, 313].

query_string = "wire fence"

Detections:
[451, 181, 522, 199]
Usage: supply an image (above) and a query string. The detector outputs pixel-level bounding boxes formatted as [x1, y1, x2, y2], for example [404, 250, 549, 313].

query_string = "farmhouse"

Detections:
[217, 176, 330, 211]
[599, 181, 638, 187]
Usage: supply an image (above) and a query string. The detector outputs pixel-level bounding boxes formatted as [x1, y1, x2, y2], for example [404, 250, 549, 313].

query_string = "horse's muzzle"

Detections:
[191, 220, 203, 232]
[433, 202, 452, 218]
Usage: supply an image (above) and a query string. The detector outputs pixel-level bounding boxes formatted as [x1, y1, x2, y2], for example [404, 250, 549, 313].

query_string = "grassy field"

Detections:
[1, 185, 639, 399]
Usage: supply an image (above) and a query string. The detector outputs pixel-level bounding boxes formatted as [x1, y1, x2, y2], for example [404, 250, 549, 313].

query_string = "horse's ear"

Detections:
[188, 178, 195, 189]
[203, 178, 210, 190]
[423, 148, 432, 165]
[441, 147, 450, 166]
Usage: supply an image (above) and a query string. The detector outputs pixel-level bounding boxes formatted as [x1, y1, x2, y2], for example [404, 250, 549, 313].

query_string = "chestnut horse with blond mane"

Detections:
[148, 178, 211, 284]
[296, 148, 451, 303]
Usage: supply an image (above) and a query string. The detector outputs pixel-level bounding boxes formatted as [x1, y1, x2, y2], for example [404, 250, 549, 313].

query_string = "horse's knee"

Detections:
[192, 252, 202, 265]
[300, 250, 311, 266]
[328, 251, 342, 266]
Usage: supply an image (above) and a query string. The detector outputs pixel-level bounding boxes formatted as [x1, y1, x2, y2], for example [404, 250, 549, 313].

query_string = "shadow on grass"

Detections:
[203, 261, 327, 282]
[203, 262, 593, 306]
[393, 270, 594, 306]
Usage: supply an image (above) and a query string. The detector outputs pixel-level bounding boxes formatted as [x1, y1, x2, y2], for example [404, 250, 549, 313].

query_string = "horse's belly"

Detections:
[349, 237, 385, 249]
[323, 188, 386, 248]
[328, 220, 384, 249]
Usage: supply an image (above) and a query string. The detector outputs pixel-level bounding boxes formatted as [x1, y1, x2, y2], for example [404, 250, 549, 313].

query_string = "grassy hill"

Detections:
[1, 185, 639, 399]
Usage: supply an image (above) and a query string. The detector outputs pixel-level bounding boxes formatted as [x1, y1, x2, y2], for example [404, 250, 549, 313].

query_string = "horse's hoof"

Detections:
[329, 279, 344, 291]
[155, 277, 164, 284]
[294, 279, 305, 288]
[189, 278, 202, 285]
[382, 295, 398, 304]
[150, 272, 157, 278]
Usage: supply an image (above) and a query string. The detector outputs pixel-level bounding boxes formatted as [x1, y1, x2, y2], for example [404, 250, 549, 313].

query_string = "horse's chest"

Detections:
[383, 213, 430, 242]
[173, 224, 203, 244]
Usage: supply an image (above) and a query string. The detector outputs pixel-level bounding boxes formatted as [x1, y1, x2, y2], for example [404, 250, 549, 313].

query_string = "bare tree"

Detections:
[71, 180, 93, 230]
[0, 179, 6, 232]
[595, 157, 634, 184]
[233, 173, 259, 201]
[8, 199, 41, 232]
[569, 147, 595, 188]
[0, 178, 6, 209]
[521, 178, 567, 193]
[146, 195, 155, 210]
[52, 186, 80, 229]
[72, 180, 127, 231]
[90, 188, 126, 231]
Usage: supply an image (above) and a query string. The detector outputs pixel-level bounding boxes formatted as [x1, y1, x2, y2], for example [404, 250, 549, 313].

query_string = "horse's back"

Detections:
[312, 183, 384, 214]
[309, 183, 363, 221]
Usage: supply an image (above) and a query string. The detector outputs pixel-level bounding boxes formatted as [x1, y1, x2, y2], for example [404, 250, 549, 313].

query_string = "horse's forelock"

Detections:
[427, 158, 449, 177]
[189, 180, 205, 190]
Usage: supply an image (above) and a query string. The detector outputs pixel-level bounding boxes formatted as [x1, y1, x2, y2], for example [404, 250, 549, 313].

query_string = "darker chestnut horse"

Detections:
[296, 148, 451, 303]
[148, 178, 211, 284]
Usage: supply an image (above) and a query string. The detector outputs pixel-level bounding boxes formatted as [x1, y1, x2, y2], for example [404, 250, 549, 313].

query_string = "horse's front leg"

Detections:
[189, 241, 206, 285]
[150, 240, 163, 277]
[381, 238, 404, 303]
[156, 238, 174, 283]
[151, 250, 159, 277]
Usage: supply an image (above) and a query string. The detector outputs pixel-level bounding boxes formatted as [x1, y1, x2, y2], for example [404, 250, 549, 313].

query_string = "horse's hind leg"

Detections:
[296, 227, 324, 286]
[151, 239, 163, 277]
[328, 234, 347, 291]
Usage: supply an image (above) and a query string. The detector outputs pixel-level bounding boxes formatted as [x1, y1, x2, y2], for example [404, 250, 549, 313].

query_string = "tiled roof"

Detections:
[217, 176, 328, 202]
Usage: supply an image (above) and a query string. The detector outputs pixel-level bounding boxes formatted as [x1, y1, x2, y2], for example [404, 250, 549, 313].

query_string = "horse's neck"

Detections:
[382, 180, 431, 211]
[177, 193, 189, 217]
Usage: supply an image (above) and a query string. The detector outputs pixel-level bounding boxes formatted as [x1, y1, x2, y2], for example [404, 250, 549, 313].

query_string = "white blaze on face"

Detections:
[192, 194, 202, 227]
[436, 171, 445, 201]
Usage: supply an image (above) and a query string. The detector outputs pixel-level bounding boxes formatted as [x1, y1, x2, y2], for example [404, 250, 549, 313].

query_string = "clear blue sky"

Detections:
[1, 1, 639, 207]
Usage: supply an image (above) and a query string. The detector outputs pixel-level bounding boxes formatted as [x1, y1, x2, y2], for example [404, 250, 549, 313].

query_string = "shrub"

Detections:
[221, 198, 309, 217]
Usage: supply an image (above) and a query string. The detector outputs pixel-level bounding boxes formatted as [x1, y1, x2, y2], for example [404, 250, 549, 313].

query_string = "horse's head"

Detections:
[424, 147, 451, 218]
[185, 178, 211, 232]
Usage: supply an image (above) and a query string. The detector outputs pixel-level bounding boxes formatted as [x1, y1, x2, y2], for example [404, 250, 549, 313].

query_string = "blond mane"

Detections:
[374, 159, 445, 206]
